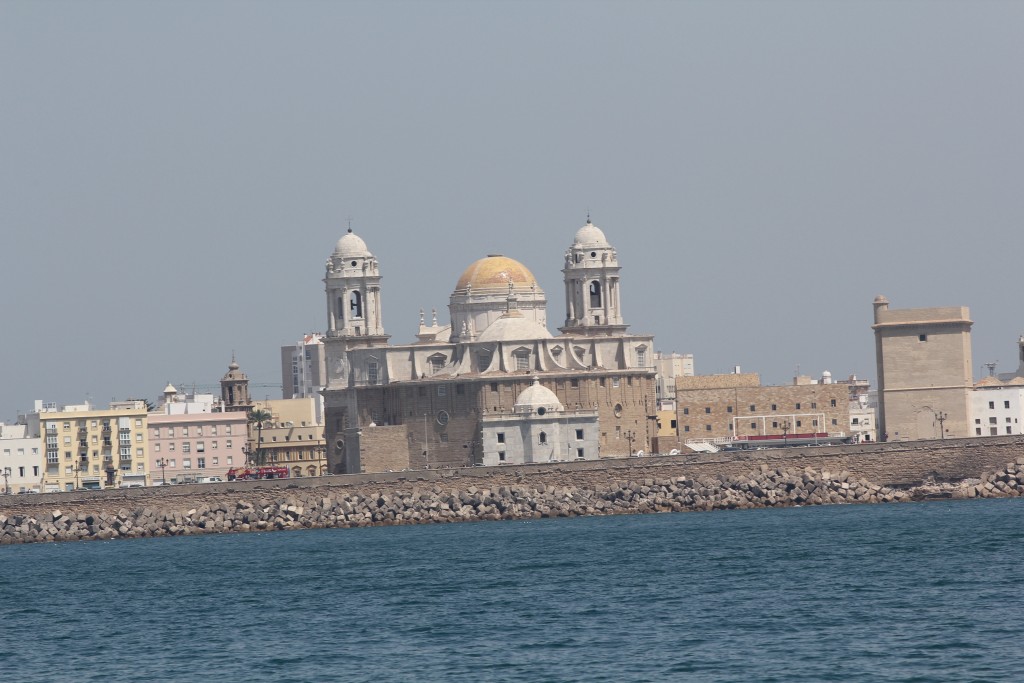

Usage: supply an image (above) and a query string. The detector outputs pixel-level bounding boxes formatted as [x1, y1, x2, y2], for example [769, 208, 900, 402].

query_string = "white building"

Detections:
[0, 423, 43, 494]
[971, 380, 1024, 436]
[281, 333, 327, 402]
[480, 378, 599, 466]
[654, 351, 694, 410]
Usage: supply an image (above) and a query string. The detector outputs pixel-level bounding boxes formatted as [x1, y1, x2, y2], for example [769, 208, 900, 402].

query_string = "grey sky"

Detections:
[2, 0, 1022, 420]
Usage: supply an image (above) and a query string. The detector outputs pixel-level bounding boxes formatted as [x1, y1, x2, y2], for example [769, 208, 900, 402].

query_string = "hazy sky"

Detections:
[2, 0, 1022, 421]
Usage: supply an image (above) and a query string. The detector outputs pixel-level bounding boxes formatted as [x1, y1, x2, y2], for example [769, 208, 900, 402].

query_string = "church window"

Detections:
[368, 362, 379, 384]
[539, 432, 547, 444]
[636, 348, 646, 367]
[589, 281, 602, 307]
[429, 354, 446, 375]
[350, 291, 363, 319]
[514, 351, 530, 371]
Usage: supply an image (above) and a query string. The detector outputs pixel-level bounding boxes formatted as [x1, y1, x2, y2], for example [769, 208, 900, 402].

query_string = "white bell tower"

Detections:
[324, 228, 389, 346]
[560, 218, 628, 336]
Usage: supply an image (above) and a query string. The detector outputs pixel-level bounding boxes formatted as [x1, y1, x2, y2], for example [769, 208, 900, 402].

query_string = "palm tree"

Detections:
[248, 408, 273, 466]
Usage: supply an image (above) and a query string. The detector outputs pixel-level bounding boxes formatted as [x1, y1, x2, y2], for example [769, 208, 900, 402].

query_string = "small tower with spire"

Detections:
[220, 354, 253, 412]
[560, 217, 628, 336]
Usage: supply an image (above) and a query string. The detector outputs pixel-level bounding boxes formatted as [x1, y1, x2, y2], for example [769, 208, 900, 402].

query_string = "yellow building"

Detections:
[37, 400, 150, 491]
[247, 397, 327, 478]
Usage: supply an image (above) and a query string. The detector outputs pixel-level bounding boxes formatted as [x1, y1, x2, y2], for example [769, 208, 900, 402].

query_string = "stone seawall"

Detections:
[2, 436, 1024, 545]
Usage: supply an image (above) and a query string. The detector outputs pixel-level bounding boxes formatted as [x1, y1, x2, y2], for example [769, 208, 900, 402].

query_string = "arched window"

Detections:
[349, 291, 363, 318]
[336, 296, 345, 324]
[539, 431, 547, 444]
[589, 281, 602, 307]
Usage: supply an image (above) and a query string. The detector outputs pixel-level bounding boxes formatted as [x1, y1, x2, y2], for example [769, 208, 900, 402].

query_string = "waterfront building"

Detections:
[321, 220, 658, 474]
[653, 351, 694, 410]
[147, 385, 248, 483]
[970, 380, 1024, 436]
[0, 423, 43, 493]
[28, 400, 150, 491]
[246, 397, 327, 477]
[872, 296, 974, 441]
[662, 372, 851, 452]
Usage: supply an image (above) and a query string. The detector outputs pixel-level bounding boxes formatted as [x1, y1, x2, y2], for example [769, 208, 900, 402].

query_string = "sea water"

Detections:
[1, 498, 1022, 682]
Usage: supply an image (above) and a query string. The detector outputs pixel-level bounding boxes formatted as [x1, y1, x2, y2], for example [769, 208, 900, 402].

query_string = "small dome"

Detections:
[477, 314, 553, 343]
[514, 377, 564, 413]
[163, 383, 178, 394]
[335, 229, 372, 258]
[455, 255, 538, 292]
[573, 219, 609, 247]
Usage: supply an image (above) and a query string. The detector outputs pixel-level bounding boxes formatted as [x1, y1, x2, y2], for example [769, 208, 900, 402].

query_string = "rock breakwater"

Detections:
[3, 460, 1023, 545]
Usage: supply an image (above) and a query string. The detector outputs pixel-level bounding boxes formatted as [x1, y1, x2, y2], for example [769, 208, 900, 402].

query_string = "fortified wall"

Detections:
[2, 436, 1023, 544]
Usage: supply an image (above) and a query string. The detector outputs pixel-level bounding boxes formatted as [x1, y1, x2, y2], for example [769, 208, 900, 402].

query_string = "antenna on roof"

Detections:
[984, 361, 998, 377]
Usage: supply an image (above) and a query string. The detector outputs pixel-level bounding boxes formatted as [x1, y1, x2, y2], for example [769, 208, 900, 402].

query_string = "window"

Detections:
[154, 443, 161, 452]
[226, 440, 233, 448]
[727, 406, 733, 413]
[437, 385, 447, 397]
[498, 452, 506, 462]
[197, 442, 205, 452]
[772, 421, 779, 428]
[704, 407, 711, 414]
[198, 457, 206, 469]
[136, 433, 142, 442]
[832, 419, 838, 426]
[612, 377, 620, 388]
[852, 418, 860, 425]
[749, 405, 756, 412]
[811, 402, 817, 409]
[575, 429, 584, 440]
[168, 428, 174, 437]
[637, 348, 646, 367]
[226, 456, 233, 465]
[1008, 427, 1013, 435]
[211, 426, 217, 436]
[497, 433, 505, 444]
[813, 419, 819, 426]
[456, 384, 464, 395]
[750, 422, 756, 429]
[771, 404, 777, 411]
[796, 421, 802, 427]
[1007, 417, 1013, 423]
[1005, 401, 1011, 409]
[515, 353, 529, 371]
[705, 425, 712, 431]
[183, 459, 192, 470]
[153, 428, 160, 438]
[439, 434, 448, 443]
[570, 378, 579, 388]
[136, 448, 143, 457]
[795, 403, 801, 410]
[683, 408, 689, 415]
[990, 417, 998, 424]
[490, 382, 498, 392]
[670, 420, 677, 429]
[990, 428, 998, 436]
[989, 401, 995, 409]
[684, 426, 690, 432]
[975, 418, 982, 424]
[170, 459, 176, 467]
[976, 427, 982, 435]
[212, 441, 218, 449]
[919, 334, 928, 342]
[577, 448, 585, 459]
[183, 427, 189, 437]
[212, 457, 219, 466]
[539, 432, 547, 444]
[183, 442, 191, 453]
[830, 399, 837, 408]
[169, 443, 176, 452]
[135, 418, 142, 428]
[367, 361, 380, 384]
[589, 280, 602, 307]
[196, 426, 203, 436]
[226, 425, 232, 435]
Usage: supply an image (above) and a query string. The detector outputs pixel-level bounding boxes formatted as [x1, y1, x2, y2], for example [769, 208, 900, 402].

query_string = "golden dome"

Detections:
[455, 255, 538, 292]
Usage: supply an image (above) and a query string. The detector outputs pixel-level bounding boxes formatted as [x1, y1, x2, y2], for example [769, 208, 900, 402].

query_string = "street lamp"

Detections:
[780, 420, 791, 446]
[156, 458, 168, 485]
[2, 467, 10, 495]
[624, 430, 635, 456]
[934, 411, 948, 440]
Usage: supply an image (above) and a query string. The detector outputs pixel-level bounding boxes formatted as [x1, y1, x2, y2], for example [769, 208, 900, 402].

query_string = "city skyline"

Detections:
[3, 1, 1023, 420]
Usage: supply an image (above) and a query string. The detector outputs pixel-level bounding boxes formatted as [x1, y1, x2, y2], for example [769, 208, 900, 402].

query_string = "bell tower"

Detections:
[560, 218, 628, 336]
[324, 227, 389, 347]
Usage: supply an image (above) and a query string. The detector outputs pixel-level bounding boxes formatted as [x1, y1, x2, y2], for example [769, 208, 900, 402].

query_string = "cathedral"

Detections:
[321, 220, 657, 473]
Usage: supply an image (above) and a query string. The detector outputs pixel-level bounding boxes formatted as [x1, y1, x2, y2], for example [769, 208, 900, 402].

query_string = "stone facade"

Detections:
[671, 381, 850, 444]
[872, 296, 973, 441]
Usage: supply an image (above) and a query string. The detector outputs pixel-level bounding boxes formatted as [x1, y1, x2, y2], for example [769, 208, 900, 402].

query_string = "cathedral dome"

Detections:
[573, 220, 609, 247]
[514, 378, 564, 413]
[477, 313, 553, 343]
[454, 255, 539, 292]
[334, 229, 372, 258]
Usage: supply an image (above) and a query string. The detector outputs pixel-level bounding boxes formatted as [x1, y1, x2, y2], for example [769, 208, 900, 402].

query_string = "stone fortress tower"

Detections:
[872, 295, 974, 441]
[321, 218, 657, 474]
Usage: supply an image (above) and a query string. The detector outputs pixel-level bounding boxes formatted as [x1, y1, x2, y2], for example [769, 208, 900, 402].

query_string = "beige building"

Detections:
[872, 296, 973, 441]
[322, 220, 658, 474]
[664, 373, 850, 451]
[31, 400, 150, 491]
[247, 397, 327, 477]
